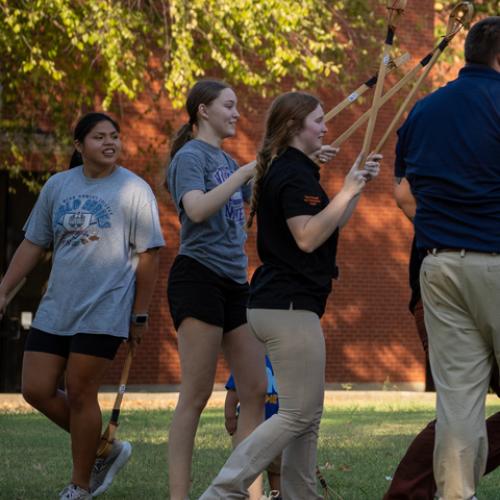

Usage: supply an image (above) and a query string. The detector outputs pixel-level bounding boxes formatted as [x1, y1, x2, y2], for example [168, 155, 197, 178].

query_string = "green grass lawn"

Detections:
[1, 402, 500, 499]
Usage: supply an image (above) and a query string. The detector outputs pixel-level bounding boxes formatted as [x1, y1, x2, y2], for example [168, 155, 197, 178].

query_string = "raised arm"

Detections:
[287, 154, 381, 253]
[183, 161, 255, 223]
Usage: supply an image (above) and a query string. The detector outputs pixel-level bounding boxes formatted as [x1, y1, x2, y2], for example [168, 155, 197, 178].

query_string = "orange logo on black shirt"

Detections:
[304, 195, 321, 206]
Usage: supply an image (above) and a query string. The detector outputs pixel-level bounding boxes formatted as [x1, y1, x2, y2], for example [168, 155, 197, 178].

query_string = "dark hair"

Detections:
[168, 80, 230, 161]
[247, 92, 321, 228]
[69, 112, 120, 169]
[465, 16, 500, 67]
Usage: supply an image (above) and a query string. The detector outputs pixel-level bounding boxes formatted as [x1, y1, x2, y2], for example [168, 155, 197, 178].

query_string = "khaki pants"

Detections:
[421, 251, 500, 500]
[200, 308, 325, 499]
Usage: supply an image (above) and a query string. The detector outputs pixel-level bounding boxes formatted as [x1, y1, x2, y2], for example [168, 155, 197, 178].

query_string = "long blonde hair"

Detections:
[247, 91, 321, 228]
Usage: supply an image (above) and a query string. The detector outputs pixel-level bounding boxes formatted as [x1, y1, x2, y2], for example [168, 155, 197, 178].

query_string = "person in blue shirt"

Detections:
[394, 16, 500, 500]
[225, 356, 281, 499]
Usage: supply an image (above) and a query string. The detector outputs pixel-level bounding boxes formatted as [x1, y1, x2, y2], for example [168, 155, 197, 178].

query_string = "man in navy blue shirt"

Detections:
[394, 17, 500, 500]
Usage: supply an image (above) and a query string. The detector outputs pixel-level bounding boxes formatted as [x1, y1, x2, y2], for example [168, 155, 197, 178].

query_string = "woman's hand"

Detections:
[239, 160, 257, 183]
[361, 153, 382, 182]
[342, 158, 368, 197]
[311, 145, 339, 164]
[342, 153, 382, 197]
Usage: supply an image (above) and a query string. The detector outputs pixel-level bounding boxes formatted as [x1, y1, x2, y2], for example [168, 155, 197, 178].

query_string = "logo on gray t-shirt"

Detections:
[56, 194, 113, 247]
[213, 166, 245, 224]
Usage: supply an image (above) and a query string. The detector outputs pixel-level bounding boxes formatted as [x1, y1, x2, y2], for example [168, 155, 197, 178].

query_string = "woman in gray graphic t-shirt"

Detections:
[165, 80, 267, 499]
[0, 113, 165, 500]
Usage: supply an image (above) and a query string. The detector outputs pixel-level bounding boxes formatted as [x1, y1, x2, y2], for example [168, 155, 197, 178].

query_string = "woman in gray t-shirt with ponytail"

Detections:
[166, 80, 267, 500]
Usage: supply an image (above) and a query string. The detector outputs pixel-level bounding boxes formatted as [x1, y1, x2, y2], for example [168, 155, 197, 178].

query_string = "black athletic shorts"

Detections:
[167, 254, 249, 333]
[25, 327, 123, 360]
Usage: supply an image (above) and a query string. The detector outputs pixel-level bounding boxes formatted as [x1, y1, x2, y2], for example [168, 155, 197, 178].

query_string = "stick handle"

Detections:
[358, 41, 392, 166]
[330, 57, 425, 148]
[373, 0, 475, 154]
[374, 42, 447, 154]
[357, 0, 407, 166]
[324, 52, 410, 123]
[96, 345, 134, 457]
[110, 346, 134, 420]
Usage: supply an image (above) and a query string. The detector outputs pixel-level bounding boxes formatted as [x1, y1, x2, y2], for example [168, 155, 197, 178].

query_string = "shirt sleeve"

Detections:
[169, 152, 206, 209]
[130, 186, 165, 253]
[280, 170, 325, 219]
[395, 104, 417, 178]
[23, 179, 54, 248]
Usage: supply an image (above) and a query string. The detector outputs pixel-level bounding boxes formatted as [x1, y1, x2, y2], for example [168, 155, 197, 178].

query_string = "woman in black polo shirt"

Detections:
[201, 91, 381, 499]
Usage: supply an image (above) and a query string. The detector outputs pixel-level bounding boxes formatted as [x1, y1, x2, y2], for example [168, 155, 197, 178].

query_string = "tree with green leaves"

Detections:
[0, 0, 383, 186]
[1, 0, 495, 188]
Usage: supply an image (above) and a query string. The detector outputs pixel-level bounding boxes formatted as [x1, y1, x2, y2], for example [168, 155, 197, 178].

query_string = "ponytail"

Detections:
[169, 122, 194, 161]
[164, 122, 194, 190]
[68, 150, 83, 169]
[246, 146, 274, 229]
[247, 91, 321, 229]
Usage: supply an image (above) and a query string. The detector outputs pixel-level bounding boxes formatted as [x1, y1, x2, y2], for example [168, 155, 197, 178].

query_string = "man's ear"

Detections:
[493, 53, 500, 73]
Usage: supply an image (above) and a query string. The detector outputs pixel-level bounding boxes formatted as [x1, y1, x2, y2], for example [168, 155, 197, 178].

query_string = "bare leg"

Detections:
[65, 353, 112, 491]
[168, 318, 223, 500]
[224, 323, 267, 499]
[223, 323, 266, 445]
[22, 351, 69, 430]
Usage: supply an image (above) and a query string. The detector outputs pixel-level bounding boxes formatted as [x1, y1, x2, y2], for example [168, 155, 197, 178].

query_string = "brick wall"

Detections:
[104, 0, 440, 388]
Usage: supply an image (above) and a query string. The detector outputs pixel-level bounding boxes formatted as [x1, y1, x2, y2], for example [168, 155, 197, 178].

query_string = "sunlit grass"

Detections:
[1, 401, 500, 499]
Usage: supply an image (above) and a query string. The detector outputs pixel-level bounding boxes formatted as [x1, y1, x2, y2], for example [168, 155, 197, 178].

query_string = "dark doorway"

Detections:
[0, 172, 50, 392]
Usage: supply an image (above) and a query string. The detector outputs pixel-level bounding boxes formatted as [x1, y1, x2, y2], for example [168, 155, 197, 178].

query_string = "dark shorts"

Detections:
[25, 328, 123, 360]
[167, 254, 249, 333]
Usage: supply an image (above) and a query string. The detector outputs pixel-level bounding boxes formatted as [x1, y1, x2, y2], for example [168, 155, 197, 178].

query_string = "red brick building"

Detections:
[1, 0, 466, 390]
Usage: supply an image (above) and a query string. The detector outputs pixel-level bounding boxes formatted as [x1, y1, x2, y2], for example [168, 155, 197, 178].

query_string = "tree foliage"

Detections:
[5, 1, 494, 185]
[0, 0, 386, 184]
[433, 0, 498, 81]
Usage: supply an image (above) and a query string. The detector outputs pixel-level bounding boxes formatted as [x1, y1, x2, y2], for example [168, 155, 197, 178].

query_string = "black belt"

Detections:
[426, 248, 498, 256]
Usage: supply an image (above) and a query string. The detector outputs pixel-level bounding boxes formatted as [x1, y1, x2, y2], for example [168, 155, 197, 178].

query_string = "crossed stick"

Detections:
[324, 52, 411, 123]
[358, 0, 407, 167]
[328, 1, 473, 152]
[372, 1, 474, 154]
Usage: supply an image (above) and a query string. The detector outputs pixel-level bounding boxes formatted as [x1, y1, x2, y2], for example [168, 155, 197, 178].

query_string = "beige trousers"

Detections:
[421, 251, 500, 500]
[200, 308, 326, 499]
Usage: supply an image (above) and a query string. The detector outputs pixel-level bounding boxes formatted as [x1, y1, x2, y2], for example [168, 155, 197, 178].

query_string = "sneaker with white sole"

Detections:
[59, 484, 92, 500]
[90, 440, 132, 497]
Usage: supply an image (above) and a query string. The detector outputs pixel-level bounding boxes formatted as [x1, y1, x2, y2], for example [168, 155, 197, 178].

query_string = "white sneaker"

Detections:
[59, 484, 92, 500]
[90, 440, 132, 497]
